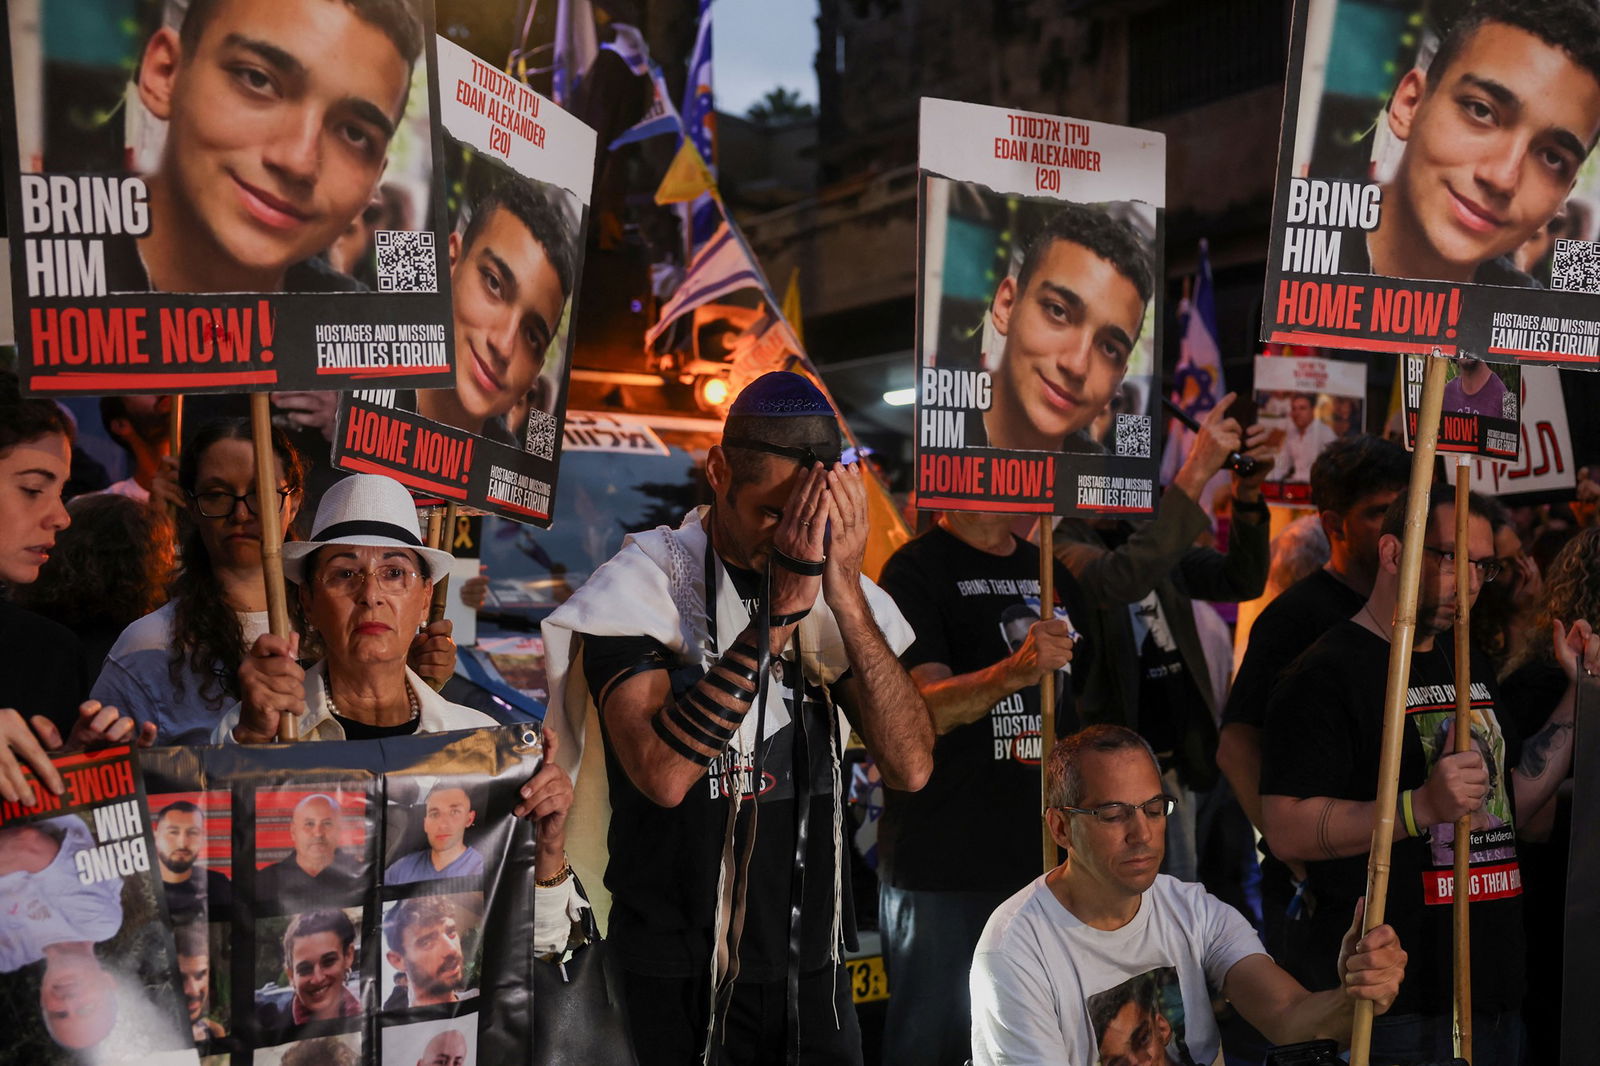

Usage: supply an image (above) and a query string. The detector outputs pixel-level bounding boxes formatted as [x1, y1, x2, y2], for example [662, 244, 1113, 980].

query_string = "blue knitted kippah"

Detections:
[727, 371, 834, 417]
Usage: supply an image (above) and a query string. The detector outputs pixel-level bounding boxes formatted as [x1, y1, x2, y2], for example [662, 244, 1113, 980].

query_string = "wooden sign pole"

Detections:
[1452, 456, 1474, 1064]
[1349, 351, 1448, 1065]
[1040, 517, 1057, 873]
[428, 502, 458, 624]
[249, 393, 295, 742]
[166, 396, 184, 516]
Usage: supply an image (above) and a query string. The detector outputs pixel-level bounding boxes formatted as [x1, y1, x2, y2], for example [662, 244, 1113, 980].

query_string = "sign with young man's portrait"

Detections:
[914, 97, 1165, 517]
[3, 0, 456, 396]
[1262, 0, 1600, 371]
[331, 35, 595, 526]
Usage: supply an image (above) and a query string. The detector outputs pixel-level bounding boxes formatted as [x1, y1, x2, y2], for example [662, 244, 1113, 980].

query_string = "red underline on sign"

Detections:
[30, 370, 278, 390]
[315, 365, 450, 377]
[1079, 505, 1152, 513]
[1489, 347, 1596, 363]
[918, 495, 1055, 513]
[339, 456, 468, 499]
[486, 495, 550, 520]
[1269, 331, 1456, 356]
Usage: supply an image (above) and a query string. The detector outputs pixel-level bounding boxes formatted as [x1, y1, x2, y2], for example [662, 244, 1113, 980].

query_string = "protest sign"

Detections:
[0, 745, 199, 1066]
[1261, 0, 1600, 371]
[1441, 365, 1575, 499]
[914, 97, 1165, 516]
[1252, 353, 1366, 505]
[138, 724, 542, 1065]
[3, 0, 456, 397]
[332, 36, 596, 525]
[1401, 354, 1522, 462]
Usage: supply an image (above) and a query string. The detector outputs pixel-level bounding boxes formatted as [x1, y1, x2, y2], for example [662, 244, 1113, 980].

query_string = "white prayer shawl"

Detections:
[540, 507, 913, 1048]
[541, 507, 915, 776]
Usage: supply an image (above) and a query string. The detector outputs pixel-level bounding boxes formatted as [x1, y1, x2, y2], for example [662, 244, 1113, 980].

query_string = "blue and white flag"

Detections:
[1160, 239, 1227, 487]
[609, 61, 681, 150]
[681, 0, 719, 251]
[552, 0, 598, 108]
[645, 222, 764, 348]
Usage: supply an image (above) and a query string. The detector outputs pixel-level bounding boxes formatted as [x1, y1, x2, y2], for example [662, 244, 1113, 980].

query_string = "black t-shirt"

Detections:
[1261, 621, 1525, 1014]
[334, 713, 421, 740]
[0, 601, 90, 738]
[581, 562, 842, 982]
[1222, 569, 1367, 730]
[1128, 592, 1192, 757]
[163, 867, 234, 923]
[875, 525, 1086, 891]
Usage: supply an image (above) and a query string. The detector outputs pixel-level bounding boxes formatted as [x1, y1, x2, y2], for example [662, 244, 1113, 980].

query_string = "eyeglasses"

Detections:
[1421, 545, 1501, 583]
[1051, 794, 1176, 825]
[190, 488, 292, 518]
[317, 564, 421, 597]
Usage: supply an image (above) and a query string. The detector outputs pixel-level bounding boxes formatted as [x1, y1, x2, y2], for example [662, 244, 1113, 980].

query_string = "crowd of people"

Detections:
[5, 203, 1600, 1066]
[5, 204, 1600, 1066]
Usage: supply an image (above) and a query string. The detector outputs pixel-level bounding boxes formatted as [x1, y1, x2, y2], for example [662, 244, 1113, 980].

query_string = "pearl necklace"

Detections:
[324, 677, 420, 726]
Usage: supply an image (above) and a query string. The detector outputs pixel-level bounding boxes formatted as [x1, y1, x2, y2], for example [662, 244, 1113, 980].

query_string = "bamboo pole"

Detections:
[1040, 517, 1057, 873]
[1452, 456, 1474, 1063]
[428, 502, 458, 624]
[1350, 352, 1448, 1065]
[166, 396, 184, 515]
[250, 393, 295, 742]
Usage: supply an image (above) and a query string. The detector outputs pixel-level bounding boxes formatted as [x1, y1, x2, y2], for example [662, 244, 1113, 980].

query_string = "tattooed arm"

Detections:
[1510, 620, 1598, 819]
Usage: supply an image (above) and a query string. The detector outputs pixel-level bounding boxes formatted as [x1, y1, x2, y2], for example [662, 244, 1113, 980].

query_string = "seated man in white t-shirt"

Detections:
[970, 725, 1406, 1065]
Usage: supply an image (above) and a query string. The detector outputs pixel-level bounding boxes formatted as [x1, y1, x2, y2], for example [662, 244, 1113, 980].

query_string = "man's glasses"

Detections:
[190, 488, 292, 518]
[1051, 794, 1176, 825]
[1421, 545, 1501, 582]
[317, 564, 422, 597]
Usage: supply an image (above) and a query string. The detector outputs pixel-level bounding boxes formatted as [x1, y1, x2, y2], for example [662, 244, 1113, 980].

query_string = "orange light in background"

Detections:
[696, 374, 731, 410]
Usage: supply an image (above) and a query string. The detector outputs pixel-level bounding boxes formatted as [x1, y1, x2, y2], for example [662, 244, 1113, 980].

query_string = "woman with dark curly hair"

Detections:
[92, 417, 307, 744]
[14, 493, 175, 675]
[92, 417, 460, 744]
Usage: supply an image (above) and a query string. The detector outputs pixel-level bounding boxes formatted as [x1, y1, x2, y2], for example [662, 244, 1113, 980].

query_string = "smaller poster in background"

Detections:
[0, 746, 199, 1066]
[1252, 353, 1367, 505]
[1443, 365, 1575, 500]
[1401, 355, 1522, 462]
[333, 36, 597, 527]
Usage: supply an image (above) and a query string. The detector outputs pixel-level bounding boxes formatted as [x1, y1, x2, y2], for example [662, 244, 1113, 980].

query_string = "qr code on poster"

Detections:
[524, 410, 558, 461]
[1115, 414, 1151, 458]
[1551, 238, 1600, 294]
[374, 230, 438, 293]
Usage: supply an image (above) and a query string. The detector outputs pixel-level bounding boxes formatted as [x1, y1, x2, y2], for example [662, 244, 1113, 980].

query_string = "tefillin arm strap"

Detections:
[647, 539, 772, 767]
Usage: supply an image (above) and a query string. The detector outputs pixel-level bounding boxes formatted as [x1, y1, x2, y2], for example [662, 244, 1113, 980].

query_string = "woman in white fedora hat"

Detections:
[219, 473, 582, 948]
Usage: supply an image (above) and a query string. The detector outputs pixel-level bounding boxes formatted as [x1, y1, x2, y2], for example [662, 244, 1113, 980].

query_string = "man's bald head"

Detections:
[289, 793, 344, 875]
[417, 1028, 469, 1066]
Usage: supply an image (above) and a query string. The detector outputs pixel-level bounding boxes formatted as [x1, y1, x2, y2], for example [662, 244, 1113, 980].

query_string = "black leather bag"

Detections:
[531, 875, 639, 1065]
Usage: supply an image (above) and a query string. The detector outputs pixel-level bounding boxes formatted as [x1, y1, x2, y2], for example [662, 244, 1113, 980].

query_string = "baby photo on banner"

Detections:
[914, 97, 1165, 517]
[3, 0, 457, 397]
[1263, 0, 1600, 373]
[333, 33, 597, 527]
[0, 745, 199, 1066]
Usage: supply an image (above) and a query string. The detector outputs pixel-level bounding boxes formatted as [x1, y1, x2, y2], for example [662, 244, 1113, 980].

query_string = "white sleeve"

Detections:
[532, 879, 589, 956]
[970, 948, 1070, 1066]
[1196, 888, 1267, 991]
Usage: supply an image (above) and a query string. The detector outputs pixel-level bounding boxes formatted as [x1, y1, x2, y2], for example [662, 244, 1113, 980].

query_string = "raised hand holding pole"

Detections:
[1350, 350, 1448, 1066]
[250, 393, 295, 742]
